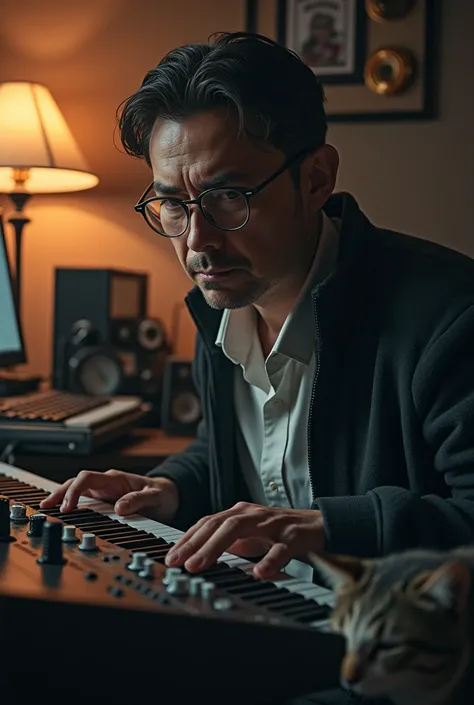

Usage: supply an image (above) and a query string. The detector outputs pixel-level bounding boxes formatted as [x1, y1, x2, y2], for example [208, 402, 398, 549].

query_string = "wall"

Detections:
[331, 1, 474, 252]
[1, 0, 473, 379]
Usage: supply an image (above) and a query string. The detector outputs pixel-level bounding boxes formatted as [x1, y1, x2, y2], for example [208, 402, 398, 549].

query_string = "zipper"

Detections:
[307, 290, 322, 503]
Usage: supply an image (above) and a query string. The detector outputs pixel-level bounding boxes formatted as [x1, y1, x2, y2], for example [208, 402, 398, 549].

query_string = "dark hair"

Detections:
[117, 31, 327, 167]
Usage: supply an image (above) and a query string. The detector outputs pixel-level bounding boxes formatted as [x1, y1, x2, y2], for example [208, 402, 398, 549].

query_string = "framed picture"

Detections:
[276, 0, 367, 84]
[245, 0, 438, 122]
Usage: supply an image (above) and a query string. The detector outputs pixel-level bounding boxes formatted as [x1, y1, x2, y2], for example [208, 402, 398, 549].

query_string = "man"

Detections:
[41, 32, 474, 704]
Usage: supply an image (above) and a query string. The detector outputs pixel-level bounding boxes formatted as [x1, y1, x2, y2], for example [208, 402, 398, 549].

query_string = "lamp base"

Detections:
[0, 370, 42, 397]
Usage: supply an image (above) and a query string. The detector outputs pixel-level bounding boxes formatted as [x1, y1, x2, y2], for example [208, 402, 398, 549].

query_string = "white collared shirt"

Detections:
[215, 214, 339, 579]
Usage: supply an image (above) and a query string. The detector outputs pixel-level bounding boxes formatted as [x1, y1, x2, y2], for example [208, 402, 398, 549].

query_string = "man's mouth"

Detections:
[195, 269, 238, 281]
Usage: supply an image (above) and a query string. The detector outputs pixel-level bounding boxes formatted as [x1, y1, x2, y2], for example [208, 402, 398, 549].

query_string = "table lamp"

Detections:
[0, 81, 98, 394]
[0, 81, 99, 310]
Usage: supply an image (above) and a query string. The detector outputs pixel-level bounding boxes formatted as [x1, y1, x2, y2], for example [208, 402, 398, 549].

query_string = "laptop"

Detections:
[0, 212, 147, 455]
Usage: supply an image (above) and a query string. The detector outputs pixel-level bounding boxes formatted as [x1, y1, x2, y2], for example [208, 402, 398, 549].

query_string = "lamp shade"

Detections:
[0, 81, 98, 193]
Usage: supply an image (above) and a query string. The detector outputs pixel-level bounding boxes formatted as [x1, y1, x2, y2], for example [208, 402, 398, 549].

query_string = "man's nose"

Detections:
[186, 205, 224, 252]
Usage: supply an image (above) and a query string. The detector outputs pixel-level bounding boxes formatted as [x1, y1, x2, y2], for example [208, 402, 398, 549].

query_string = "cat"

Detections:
[308, 547, 474, 705]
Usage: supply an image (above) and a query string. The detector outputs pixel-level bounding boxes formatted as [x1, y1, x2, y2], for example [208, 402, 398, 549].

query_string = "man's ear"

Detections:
[304, 144, 339, 211]
[416, 561, 471, 613]
[308, 552, 367, 591]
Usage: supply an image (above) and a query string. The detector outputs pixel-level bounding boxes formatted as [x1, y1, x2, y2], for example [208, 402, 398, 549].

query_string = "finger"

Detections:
[57, 471, 115, 512]
[167, 503, 249, 558]
[166, 503, 261, 567]
[166, 509, 237, 565]
[184, 515, 269, 573]
[115, 487, 164, 516]
[165, 514, 219, 567]
[39, 478, 75, 508]
[226, 537, 271, 558]
[253, 542, 292, 580]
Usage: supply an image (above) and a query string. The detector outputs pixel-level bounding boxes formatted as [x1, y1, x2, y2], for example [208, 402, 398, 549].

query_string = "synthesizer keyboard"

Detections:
[0, 463, 343, 705]
[0, 391, 147, 455]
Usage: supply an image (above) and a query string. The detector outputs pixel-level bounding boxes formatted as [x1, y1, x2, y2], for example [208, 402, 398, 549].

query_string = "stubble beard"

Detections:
[199, 277, 271, 310]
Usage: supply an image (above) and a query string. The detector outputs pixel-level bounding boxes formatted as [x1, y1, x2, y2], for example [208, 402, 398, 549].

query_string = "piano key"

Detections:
[282, 603, 330, 620]
[253, 591, 308, 607]
[229, 583, 284, 599]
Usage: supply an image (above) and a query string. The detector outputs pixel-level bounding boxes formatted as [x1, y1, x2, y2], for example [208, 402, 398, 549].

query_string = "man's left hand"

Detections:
[165, 502, 325, 579]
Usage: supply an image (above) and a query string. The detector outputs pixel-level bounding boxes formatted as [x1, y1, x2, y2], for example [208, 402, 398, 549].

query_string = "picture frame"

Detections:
[245, 0, 439, 122]
[276, 0, 367, 84]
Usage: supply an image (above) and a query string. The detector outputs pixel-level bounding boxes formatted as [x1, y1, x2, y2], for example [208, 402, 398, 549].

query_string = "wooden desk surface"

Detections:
[119, 428, 193, 458]
[12, 427, 194, 483]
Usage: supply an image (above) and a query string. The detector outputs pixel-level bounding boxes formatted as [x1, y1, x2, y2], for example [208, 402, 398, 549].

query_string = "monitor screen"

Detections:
[0, 212, 26, 368]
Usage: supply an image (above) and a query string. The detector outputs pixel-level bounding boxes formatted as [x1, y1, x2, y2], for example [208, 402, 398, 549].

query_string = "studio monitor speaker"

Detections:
[160, 358, 202, 436]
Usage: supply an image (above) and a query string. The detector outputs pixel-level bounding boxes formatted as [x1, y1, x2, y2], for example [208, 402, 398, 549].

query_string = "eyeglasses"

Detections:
[134, 147, 314, 238]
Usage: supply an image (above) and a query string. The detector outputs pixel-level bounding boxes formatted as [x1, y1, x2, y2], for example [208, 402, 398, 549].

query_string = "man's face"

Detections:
[148, 109, 332, 310]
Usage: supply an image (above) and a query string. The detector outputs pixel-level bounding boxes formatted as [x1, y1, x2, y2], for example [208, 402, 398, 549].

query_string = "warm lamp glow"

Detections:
[0, 81, 98, 193]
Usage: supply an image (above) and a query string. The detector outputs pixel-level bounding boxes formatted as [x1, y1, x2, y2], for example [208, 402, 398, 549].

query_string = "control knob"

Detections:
[189, 576, 205, 596]
[166, 575, 190, 596]
[79, 533, 97, 551]
[27, 513, 47, 537]
[138, 558, 155, 579]
[0, 496, 12, 542]
[37, 521, 66, 565]
[128, 552, 147, 572]
[213, 597, 233, 611]
[163, 567, 182, 585]
[62, 525, 79, 543]
[201, 581, 216, 599]
[10, 503, 28, 523]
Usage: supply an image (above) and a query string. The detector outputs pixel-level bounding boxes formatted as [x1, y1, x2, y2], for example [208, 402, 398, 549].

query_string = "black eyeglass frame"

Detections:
[133, 146, 316, 238]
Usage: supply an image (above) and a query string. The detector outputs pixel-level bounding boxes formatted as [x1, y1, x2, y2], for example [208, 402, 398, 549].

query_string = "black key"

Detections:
[0, 482, 32, 491]
[4, 492, 47, 503]
[254, 594, 309, 609]
[208, 574, 256, 589]
[113, 536, 157, 549]
[46, 509, 105, 521]
[195, 562, 232, 578]
[286, 605, 331, 623]
[111, 537, 168, 550]
[91, 529, 142, 540]
[55, 513, 111, 524]
[228, 583, 283, 598]
[100, 529, 151, 542]
[83, 523, 136, 533]
[71, 520, 132, 532]
[139, 549, 170, 559]
[143, 555, 166, 564]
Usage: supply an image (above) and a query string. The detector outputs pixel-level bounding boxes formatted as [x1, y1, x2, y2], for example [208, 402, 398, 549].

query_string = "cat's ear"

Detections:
[308, 552, 367, 591]
[417, 561, 471, 613]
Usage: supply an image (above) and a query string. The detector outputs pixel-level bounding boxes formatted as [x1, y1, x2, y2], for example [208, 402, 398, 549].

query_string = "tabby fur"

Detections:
[309, 548, 474, 705]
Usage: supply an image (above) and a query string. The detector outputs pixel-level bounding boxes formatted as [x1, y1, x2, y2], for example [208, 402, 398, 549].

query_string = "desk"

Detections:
[11, 428, 194, 483]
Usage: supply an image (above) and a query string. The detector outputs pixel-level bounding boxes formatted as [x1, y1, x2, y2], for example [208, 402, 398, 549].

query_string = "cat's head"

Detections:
[309, 550, 472, 702]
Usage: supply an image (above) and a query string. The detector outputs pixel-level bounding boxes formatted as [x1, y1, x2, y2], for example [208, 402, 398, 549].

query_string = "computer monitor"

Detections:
[0, 212, 26, 368]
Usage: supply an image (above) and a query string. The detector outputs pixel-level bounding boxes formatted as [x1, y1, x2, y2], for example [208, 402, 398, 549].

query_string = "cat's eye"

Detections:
[368, 641, 401, 660]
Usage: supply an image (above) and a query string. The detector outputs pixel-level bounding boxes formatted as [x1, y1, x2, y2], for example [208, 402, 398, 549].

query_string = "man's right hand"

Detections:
[39, 469, 179, 524]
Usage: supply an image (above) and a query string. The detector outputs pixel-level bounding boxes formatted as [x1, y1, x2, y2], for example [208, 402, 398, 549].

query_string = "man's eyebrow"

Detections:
[152, 171, 250, 196]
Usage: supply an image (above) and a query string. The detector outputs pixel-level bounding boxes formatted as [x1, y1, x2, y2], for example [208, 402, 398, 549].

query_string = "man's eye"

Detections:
[161, 200, 182, 210]
[215, 190, 240, 201]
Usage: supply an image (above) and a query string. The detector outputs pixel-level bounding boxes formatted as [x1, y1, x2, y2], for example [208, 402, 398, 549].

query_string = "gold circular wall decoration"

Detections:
[366, 0, 415, 22]
[364, 48, 417, 96]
